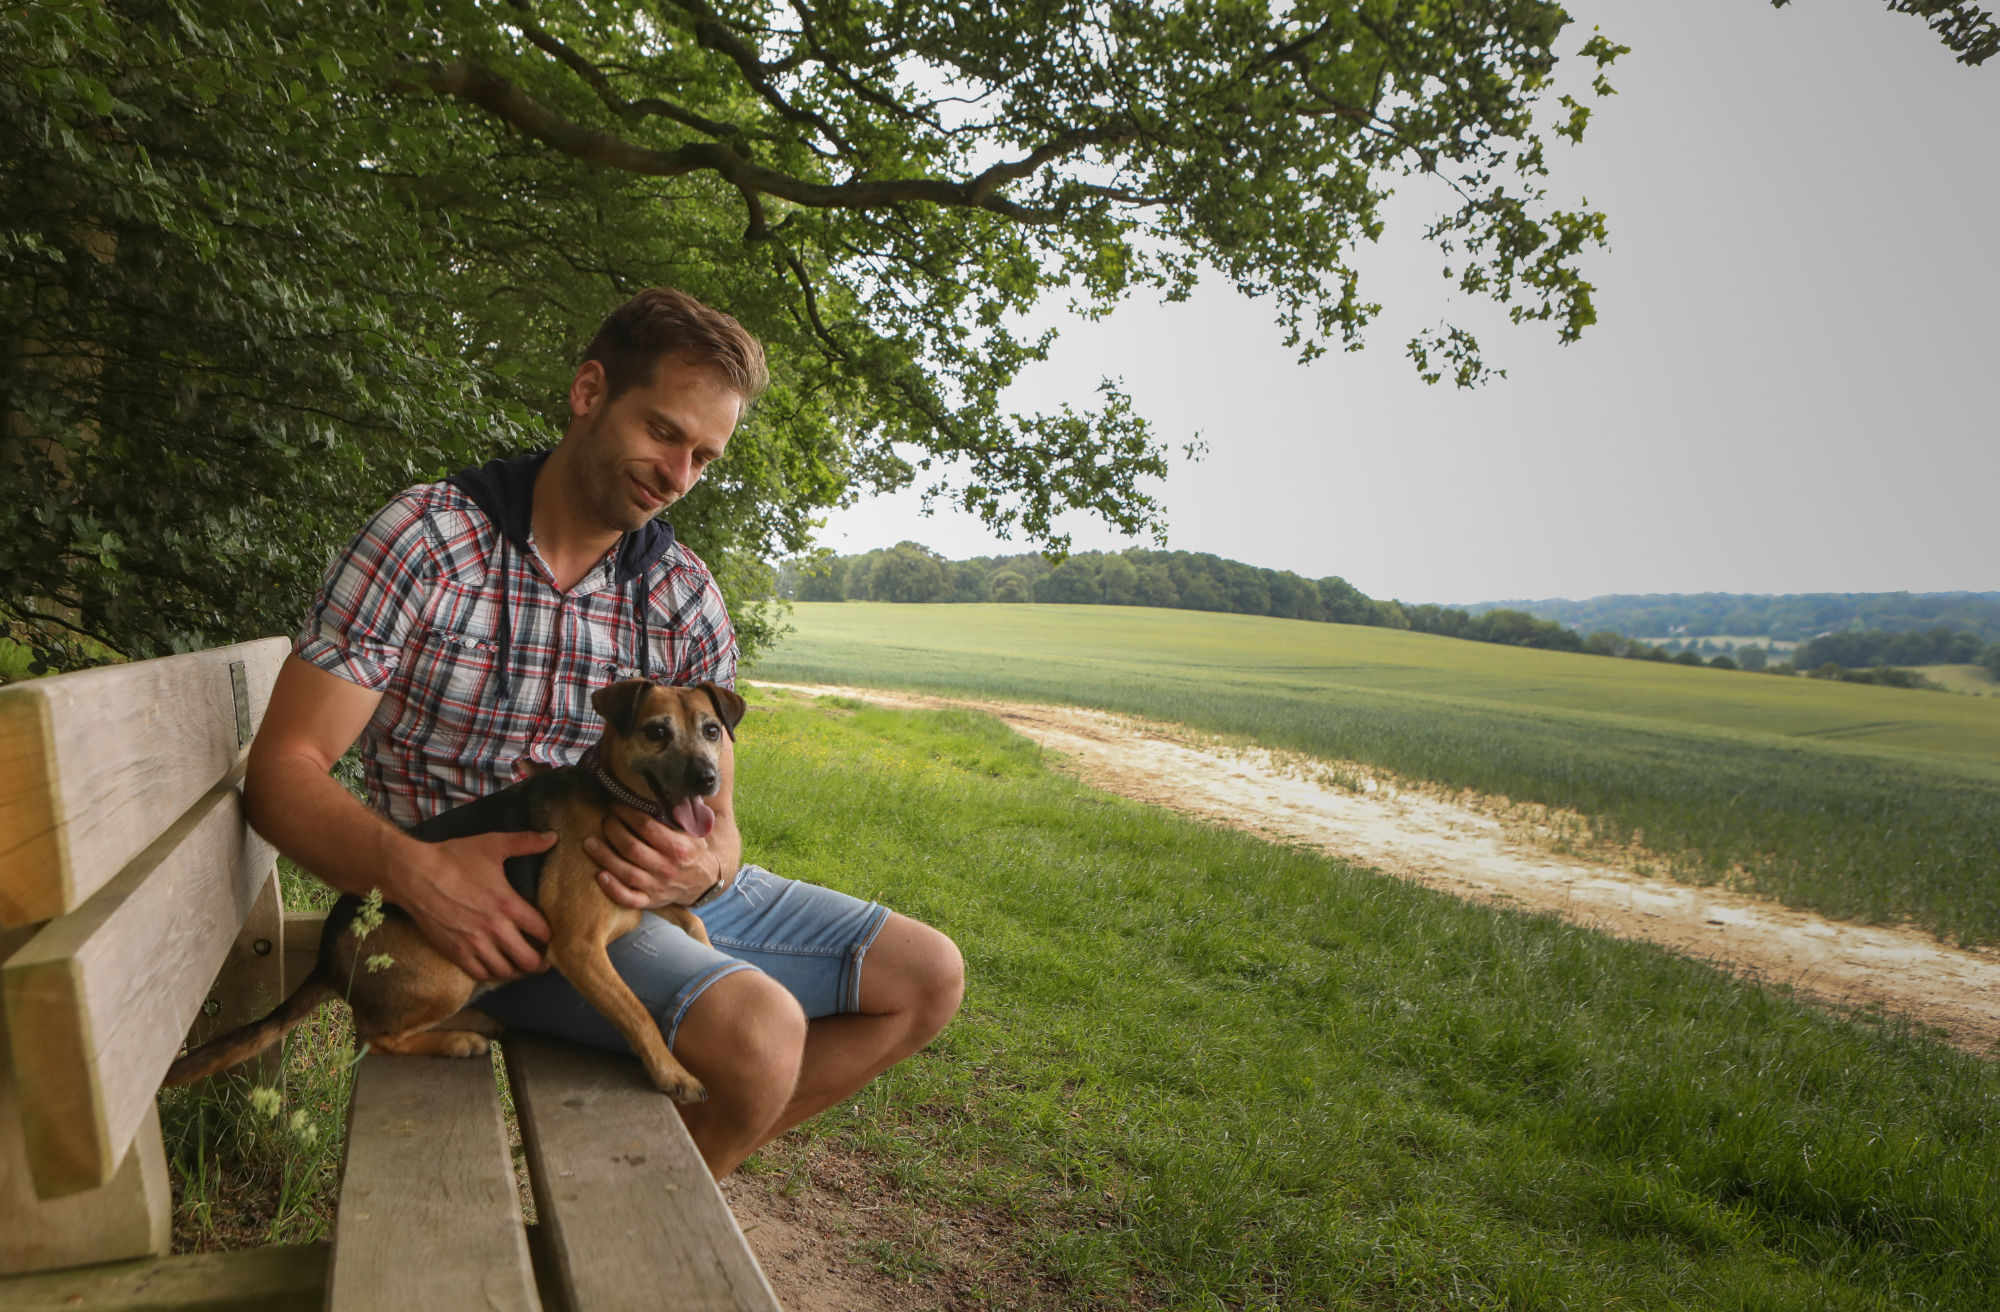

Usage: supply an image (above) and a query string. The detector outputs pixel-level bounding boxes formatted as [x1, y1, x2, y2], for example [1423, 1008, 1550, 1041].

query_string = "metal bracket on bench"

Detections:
[229, 661, 251, 747]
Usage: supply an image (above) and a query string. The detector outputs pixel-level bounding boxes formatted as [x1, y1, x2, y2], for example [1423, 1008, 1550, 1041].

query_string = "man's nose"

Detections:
[657, 448, 695, 494]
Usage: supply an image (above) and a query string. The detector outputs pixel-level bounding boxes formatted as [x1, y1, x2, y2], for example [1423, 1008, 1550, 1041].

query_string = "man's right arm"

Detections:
[244, 658, 553, 982]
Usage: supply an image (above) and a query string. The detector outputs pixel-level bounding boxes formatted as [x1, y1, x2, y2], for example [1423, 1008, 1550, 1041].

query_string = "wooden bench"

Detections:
[1, 639, 782, 1310]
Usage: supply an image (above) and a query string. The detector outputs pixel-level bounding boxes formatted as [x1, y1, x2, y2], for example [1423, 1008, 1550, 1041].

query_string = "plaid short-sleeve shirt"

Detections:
[297, 479, 737, 828]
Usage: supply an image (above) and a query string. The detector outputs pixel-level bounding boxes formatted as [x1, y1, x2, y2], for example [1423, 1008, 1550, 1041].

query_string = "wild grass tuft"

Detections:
[160, 863, 349, 1250]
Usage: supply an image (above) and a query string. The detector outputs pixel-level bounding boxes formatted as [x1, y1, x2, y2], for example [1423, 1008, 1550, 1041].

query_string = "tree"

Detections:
[988, 570, 1030, 604]
[1584, 629, 1626, 657]
[1035, 556, 1104, 605]
[1098, 554, 1140, 607]
[946, 562, 986, 604]
[794, 558, 846, 601]
[868, 542, 947, 603]
[1136, 563, 1179, 610]
[8, 0, 1990, 673]
[1318, 576, 1374, 626]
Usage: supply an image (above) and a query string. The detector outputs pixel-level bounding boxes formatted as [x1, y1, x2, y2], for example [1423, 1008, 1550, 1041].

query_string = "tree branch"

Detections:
[658, 0, 854, 152]
[502, 0, 748, 141]
[402, 59, 1124, 222]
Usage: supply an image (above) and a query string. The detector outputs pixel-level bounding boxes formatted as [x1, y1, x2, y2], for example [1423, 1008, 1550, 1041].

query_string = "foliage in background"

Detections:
[7, 0, 1987, 675]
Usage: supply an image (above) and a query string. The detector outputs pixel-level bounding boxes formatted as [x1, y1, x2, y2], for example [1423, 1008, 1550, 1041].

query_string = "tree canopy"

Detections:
[4, 0, 1991, 674]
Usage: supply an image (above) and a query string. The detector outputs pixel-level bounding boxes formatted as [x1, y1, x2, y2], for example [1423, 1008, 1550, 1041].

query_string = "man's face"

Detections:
[569, 352, 741, 533]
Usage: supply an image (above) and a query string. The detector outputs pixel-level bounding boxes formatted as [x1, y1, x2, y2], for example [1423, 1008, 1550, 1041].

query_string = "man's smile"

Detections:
[629, 473, 669, 511]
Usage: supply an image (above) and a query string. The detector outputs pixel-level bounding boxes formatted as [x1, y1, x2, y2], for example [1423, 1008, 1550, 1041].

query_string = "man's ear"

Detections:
[568, 359, 607, 419]
[699, 683, 747, 737]
[591, 679, 652, 735]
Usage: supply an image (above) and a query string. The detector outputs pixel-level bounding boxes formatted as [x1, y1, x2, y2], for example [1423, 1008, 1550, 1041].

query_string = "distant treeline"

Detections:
[783, 545, 2000, 688]
[784, 542, 1401, 627]
[1800, 632, 2000, 676]
[1468, 592, 2000, 644]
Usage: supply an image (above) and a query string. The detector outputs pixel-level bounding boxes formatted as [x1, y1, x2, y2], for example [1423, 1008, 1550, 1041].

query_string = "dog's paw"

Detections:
[649, 1067, 708, 1103]
[443, 1033, 491, 1059]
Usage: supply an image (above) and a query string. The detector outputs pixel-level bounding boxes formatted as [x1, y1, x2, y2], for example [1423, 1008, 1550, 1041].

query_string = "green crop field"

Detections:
[747, 603, 2000, 945]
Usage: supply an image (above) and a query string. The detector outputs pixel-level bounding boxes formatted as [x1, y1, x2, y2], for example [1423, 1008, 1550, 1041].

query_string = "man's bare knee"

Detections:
[677, 970, 807, 1116]
[864, 915, 965, 1044]
[907, 925, 965, 1039]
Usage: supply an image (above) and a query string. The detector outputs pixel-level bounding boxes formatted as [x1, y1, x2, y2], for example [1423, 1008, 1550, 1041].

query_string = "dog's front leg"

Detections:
[547, 932, 709, 1103]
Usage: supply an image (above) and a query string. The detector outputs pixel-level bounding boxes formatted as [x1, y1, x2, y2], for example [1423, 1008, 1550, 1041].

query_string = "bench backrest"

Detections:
[1, 638, 288, 1199]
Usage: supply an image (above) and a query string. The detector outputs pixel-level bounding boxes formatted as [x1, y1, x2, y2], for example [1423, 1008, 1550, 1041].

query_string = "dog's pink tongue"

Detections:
[672, 796, 716, 839]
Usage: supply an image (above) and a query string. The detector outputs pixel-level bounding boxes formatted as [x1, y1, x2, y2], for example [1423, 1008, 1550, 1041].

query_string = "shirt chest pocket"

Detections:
[401, 625, 502, 759]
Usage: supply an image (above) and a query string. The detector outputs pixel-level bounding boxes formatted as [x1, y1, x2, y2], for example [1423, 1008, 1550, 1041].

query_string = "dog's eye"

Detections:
[643, 722, 670, 743]
[702, 722, 722, 742]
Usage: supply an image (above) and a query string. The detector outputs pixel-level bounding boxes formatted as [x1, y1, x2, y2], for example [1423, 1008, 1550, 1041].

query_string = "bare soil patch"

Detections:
[755, 681, 2000, 1058]
[723, 1135, 1075, 1312]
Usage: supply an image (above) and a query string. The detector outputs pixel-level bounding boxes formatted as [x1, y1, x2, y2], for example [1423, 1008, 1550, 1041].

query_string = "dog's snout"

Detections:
[688, 759, 719, 795]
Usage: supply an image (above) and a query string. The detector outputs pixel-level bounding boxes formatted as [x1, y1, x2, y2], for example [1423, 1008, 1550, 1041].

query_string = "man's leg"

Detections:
[671, 912, 963, 1176]
[668, 971, 806, 1177]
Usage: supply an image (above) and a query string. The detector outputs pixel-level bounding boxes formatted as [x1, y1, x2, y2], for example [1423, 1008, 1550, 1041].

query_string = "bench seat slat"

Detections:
[3, 783, 274, 1197]
[327, 1050, 540, 1311]
[0, 1241, 329, 1310]
[0, 637, 289, 927]
[504, 1035, 781, 1312]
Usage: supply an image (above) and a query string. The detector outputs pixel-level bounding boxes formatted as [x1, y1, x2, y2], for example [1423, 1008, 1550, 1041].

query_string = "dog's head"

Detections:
[590, 679, 747, 836]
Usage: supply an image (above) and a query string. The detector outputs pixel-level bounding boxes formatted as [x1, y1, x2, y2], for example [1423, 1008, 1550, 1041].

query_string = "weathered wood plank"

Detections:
[504, 1035, 782, 1312]
[0, 636, 288, 927]
[183, 867, 286, 1086]
[282, 908, 326, 996]
[2, 782, 275, 1197]
[327, 1050, 540, 1312]
[0, 926, 170, 1275]
[0, 1241, 328, 1310]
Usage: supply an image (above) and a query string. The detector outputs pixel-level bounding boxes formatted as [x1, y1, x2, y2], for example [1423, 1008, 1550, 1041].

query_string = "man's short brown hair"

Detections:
[583, 287, 769, 406]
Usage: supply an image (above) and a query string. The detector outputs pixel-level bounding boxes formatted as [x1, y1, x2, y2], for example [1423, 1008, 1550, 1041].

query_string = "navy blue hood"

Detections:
[445, 450, 676, 701]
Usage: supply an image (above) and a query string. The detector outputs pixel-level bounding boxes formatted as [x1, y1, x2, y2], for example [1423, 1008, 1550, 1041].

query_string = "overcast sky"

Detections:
[811, 0, 1997, 606]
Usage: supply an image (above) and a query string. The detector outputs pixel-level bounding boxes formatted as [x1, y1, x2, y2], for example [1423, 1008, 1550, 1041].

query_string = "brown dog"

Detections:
[166, 679, 746, 1102]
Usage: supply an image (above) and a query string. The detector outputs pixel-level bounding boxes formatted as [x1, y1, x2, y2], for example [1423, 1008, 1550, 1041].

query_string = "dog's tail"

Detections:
[163, 974, 337, 1086]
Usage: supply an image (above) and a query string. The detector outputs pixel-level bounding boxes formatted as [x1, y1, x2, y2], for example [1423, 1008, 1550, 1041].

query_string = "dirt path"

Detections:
[754, 681, 2000, 1057]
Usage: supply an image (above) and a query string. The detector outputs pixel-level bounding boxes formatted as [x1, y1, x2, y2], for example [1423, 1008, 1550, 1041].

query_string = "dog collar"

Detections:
[581, 747, 670, 823]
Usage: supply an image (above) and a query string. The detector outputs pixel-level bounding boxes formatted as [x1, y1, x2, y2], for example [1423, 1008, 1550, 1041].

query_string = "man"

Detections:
[244, 287, 964, 1177]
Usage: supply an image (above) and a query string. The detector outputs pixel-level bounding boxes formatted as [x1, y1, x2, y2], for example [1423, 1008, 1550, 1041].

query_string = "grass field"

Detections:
[164, 692, 2000, 1307]
[741, 697, 1997, 1307]
[746, 603, 2000, 945]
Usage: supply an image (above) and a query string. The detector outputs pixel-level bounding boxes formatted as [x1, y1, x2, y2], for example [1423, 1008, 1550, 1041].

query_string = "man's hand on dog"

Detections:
[398, 831, 557, 981]
[586, 803, 729, 910]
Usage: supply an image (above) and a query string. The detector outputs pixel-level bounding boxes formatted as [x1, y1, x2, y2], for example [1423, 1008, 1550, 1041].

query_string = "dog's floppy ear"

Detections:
[699, 683, 747, 738]
[591, 679, 654, 735]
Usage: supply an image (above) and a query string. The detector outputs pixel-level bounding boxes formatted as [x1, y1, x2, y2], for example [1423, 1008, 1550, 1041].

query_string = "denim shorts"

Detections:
[477, 865, 890, 1052]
